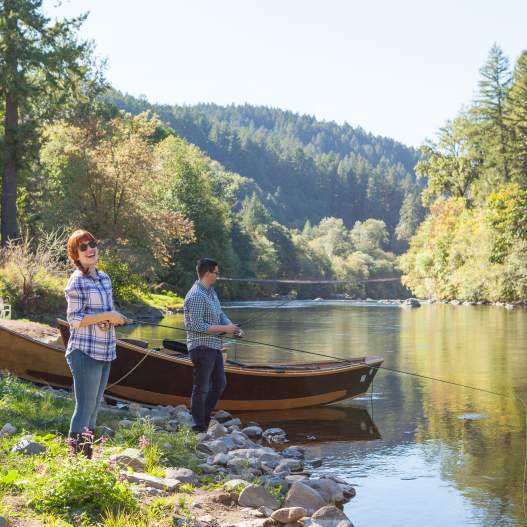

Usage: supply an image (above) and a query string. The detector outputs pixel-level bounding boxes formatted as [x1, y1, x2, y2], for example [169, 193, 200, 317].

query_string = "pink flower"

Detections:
[35, 464, 47, 474]
[82, 427, 94, 442]
[138, 435, 149, 450]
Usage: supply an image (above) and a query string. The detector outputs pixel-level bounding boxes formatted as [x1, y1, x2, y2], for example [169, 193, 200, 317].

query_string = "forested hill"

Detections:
[108, 93, 421, 244]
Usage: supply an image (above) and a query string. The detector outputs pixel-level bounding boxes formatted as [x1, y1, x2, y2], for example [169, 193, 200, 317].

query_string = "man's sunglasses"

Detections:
[79, 240, 97, 252]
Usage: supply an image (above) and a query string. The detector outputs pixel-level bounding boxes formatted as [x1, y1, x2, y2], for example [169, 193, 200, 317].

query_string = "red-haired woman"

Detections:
[64, 229, 129, 457]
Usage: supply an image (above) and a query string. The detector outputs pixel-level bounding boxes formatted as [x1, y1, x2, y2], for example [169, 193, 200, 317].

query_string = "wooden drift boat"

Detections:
[0, 319, 384, 411]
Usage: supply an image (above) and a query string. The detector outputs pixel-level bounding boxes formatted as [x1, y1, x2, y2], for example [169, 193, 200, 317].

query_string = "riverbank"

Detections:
[0, 374, 356, 527]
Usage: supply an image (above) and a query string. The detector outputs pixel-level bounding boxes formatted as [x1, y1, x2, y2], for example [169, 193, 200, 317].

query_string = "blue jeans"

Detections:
[189, 346, 227, 430]
[66, 349, 111, 434]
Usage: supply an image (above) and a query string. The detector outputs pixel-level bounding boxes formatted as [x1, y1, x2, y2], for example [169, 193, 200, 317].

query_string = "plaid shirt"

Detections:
[184, 281, 232, 351]
[64, 269, 116, 361]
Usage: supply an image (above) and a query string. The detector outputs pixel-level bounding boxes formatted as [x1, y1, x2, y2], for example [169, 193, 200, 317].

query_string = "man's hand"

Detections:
[223, 323, 241, 336]
[106, 311, 128, 326]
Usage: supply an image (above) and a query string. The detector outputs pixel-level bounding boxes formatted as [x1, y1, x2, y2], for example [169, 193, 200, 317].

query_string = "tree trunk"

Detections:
[2, 90, 19, 244]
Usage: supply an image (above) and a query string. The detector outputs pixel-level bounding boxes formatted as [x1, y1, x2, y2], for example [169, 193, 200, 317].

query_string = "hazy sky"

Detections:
[45, 0, 527, 147]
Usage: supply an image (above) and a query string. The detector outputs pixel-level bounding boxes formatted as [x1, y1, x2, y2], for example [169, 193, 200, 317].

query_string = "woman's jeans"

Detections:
[66, 349, 111, 434]
[189, 346, 227, 430]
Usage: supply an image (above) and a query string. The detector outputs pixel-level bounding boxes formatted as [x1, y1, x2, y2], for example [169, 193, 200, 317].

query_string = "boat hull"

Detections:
[0, 321, 383, 411]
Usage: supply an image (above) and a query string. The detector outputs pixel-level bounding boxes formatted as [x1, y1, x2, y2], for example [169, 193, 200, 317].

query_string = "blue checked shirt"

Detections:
[64, 269, 117, 361]
[184, 281, 232, 351]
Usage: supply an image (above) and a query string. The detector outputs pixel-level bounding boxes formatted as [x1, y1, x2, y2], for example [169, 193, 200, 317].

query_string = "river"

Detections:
[121, 300, 527, 527]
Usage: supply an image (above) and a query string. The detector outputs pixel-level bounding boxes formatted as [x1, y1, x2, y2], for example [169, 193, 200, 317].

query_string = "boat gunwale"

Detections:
[56, 319, 384, 376]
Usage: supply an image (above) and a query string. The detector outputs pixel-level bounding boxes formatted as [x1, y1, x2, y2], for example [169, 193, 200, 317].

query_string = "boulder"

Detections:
[209, 422, 228, 438]
[213, 409, 233, 422]
[110, 448, 146, 471]
[282, 446, 305, 459]
[123, 471, 181, 492]
[0, 423, 17, 437]
[271, 507, 307, 524]
[304, 478, 343, 503]
[311, 505, 353, 527]
[223, 417, 242, 428]
[401, 298, 421, 308]
[263, 428, 288, 443]
[283, 482, 326, 515]
[242, 425, 263, 438]
[274, 458, 304, 474]
[99, 426, 115, 438]
[223, 478, 250, 492]
[165, 467, 198, 485]
[119, 419, 133, 429]
[11, 437, 46, 456]
[238, 484, 280, 510]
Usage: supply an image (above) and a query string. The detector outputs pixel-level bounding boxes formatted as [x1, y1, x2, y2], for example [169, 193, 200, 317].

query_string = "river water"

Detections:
[121, 300, 527, 527]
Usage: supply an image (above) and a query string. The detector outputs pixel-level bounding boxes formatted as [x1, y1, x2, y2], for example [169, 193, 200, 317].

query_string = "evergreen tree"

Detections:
[0, 0, 93, 242]
[506, 50, 527, 183]
[475, 43, 512, 182]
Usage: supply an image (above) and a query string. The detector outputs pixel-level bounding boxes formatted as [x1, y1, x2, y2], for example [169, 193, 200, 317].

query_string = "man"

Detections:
[184, 258, 241, 432]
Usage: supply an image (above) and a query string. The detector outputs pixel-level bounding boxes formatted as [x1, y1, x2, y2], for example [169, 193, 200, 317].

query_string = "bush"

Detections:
[30, 456, 138, 519]
[98, 254, 148, 304]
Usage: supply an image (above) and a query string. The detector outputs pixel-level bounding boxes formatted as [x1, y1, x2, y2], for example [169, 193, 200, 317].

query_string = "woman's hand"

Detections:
[106, 311, 128, 326]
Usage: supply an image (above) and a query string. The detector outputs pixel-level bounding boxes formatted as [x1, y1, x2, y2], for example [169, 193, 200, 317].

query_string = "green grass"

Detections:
[0, 374, 202, 526]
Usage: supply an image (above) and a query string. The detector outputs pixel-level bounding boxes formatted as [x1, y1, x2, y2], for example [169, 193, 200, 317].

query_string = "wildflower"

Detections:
[138, 434, 149, 449]
[82, 427, 94, 442]
[35, 464, 47, 474]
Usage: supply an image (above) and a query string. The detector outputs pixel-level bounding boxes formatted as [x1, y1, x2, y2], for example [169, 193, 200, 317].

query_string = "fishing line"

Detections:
[126, 318, 527, 522]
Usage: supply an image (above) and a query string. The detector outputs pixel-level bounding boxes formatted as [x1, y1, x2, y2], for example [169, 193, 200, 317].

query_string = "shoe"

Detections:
[191, 425, 207, 433]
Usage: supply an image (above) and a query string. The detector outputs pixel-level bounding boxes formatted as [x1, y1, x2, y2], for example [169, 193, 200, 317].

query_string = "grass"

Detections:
[0, 373, 202, 527]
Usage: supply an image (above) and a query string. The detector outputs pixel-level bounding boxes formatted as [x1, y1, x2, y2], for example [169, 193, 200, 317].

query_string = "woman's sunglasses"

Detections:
[78, 240, 97, 252]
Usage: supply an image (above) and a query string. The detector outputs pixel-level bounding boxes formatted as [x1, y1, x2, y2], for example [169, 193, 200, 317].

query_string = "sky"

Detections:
[45, 0, 527, 147]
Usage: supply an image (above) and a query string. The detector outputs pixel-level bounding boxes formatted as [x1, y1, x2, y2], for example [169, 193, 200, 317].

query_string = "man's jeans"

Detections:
[66, 348, 111, 434]
[189, 346, 227, 430]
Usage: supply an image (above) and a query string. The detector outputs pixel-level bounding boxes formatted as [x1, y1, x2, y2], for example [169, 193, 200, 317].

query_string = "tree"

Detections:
[350, 218, 389, 253]
[0, 0, 93, 243]
[474, 43, 512, 182]
[416, 115, 484, 205]
[506, 51, 527, 182]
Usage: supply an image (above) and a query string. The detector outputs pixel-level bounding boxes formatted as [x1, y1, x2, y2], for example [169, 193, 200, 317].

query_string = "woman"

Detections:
[65, 229, 129, 457]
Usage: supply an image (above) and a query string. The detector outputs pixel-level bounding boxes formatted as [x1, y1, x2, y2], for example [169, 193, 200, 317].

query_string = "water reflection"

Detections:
[120, 302, 527, 527]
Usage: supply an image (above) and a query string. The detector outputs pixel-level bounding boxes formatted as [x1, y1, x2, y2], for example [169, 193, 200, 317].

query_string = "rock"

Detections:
[311, 505, 353, 527]
[110, 448, 146, 471]
[150, 415, 166, 427]
[401, 298, 421, 308]
[198, 463, 219, 474]
[230, 448, 283, 469]
[223, 478, 250, 492]
[0, 423, 17, 437]
[232, 430, 251, 447]
[274, 459, 304, 474]
[165, 467, 198, 485]
[123, 471, 181, 491]
[304, 478, 343, 504]
[211, 452, 229, 465]
[223, 417, 242, 428]
[283, 482, 326, 515]
[208, 422, 228, 438]
[119, 419, 133, 429]
[282, 446, 305, 459]
[166, 419, 180, 432]
[238, 484, 280, 510]
[99, 426, 115, 438]
[242, 425, 263, 438]
[257, 506, 274, 518]
[213, 409, 233, 422]
[263, 428, 288, 444]
[199, 437, 236, 455]
[310, 458, 323, 468]
[341, 486, 356, 500]
[271, 507, 307, 524]
[11, 437, 47, 456]
[0, 515, 7, 527]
